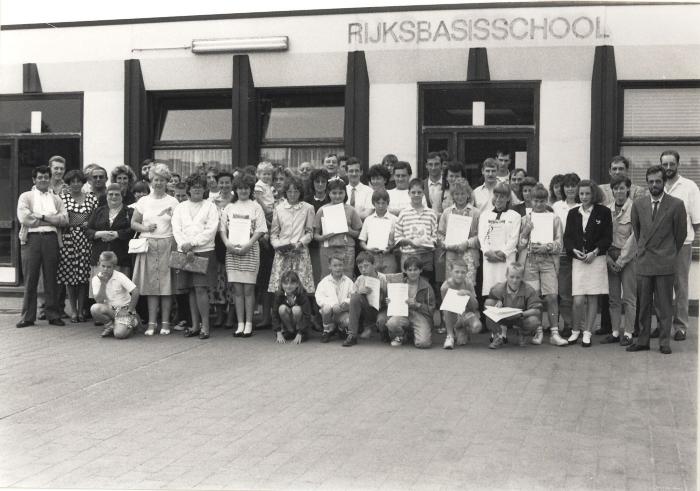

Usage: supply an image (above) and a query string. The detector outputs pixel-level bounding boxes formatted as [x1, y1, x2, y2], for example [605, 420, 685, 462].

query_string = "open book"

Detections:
[484, 306, 523, 323]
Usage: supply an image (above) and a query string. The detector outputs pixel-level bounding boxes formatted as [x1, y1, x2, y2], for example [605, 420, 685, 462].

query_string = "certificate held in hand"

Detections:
[440, 289, 470, 314]
[363, 276, 381, 310]
[228, 217, 251, 246]
[444, 214, 472, 247]
[530, 213, 554, 244]
[321, 204, 349, 235]
[387, 283, 409, 317]
[366, 219, 392, 250]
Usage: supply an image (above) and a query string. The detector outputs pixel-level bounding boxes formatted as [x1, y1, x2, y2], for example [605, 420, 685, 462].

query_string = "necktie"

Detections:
[350, 187, 356, 207]
[652, 201, 659, 221]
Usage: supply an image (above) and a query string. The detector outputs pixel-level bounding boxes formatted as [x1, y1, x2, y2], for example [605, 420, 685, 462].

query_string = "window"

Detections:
[259, 87, 344, 168]
[151, 90, 232, 177]
[0, 94, 82, 134]
[619, 82, 700, 188]
[419, 81, 540, 184]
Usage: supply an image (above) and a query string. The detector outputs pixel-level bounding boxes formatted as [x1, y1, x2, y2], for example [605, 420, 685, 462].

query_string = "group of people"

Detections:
[16, 149, 699, 355]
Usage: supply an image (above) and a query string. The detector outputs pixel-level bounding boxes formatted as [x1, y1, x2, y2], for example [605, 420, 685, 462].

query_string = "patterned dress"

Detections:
[57, 192, 98, 285]
[221, 199, 267, 284]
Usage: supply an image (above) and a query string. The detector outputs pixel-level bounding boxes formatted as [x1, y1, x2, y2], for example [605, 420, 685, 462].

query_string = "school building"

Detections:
[0, 2, 698, 286]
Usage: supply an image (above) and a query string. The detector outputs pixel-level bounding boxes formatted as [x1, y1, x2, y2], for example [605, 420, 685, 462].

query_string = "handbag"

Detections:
[128, 233, 149, 254]
[169, 250, 209, 274]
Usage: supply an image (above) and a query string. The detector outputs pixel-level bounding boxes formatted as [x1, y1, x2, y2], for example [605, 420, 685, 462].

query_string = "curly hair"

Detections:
[110, 165, 137, 186]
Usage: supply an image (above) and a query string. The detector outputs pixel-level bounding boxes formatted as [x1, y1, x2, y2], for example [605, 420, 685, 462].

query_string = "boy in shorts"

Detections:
[91, 251, 140, 338]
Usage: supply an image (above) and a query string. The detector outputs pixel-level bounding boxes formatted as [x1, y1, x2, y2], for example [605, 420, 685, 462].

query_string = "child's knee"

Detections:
[522, 315, 540, 332]
[320, 305, 333, 317]
[278, 304, 291, 317]
[291, 305, 303, 318]
[331, 304, 343, 315]
[484, 298, 497, 307]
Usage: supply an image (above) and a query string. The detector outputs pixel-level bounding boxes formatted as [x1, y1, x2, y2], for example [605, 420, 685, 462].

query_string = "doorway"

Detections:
[0, 136, 81, 285]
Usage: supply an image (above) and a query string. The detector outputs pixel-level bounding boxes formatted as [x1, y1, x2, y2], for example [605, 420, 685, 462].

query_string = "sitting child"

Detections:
[315, 255, 355, 343]
[272, 270, 312, 344]
[385, 256, 436, 349]
[440, 259, 481, 349]
[484, 262, 542, 348]
[90, 251, 140, 339]
[345, 252, 388, 347]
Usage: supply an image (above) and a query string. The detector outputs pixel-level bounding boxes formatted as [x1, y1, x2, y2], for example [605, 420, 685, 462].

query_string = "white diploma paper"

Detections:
[440, 289, 470, 314]
[321, 204, 349, 235]
[366, 219, 392, 251]
[484, 306, 523, 323]
[444, 214, 473, 247]
[530, 213, 554, 244]
[387, 283, 409, 317]
[363, 276, 381, 311]
[228, 217, 251, 246]
[486, 221, 507, 250]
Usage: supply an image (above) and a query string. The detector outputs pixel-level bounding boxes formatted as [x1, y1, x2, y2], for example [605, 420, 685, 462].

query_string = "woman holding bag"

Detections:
[130, 163, 179, 336]
[171, 174, 220, 339]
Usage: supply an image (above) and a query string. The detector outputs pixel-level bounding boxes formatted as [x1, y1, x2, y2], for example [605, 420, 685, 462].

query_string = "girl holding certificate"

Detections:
[477, 182, 521, 297]
[313, 178, 362, 278]
[220, 174, 268, 337]
[437, 178, 480, 285]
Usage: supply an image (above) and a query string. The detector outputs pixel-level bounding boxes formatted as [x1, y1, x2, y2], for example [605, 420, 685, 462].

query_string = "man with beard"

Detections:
[660, 150, 700, 341]
[627, 165, 686, 355]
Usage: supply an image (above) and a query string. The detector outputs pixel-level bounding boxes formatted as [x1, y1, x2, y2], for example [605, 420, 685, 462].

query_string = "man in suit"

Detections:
[627, 165, 686, 355]
[423, 152, 443, 213]
[16, 165, 69, 328]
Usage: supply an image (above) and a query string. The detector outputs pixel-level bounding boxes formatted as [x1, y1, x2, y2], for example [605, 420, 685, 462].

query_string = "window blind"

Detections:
[623, 88, 700, 138]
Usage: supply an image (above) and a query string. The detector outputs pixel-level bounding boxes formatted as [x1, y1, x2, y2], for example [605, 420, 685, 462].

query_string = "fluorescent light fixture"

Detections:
[192, 36, 288, 54]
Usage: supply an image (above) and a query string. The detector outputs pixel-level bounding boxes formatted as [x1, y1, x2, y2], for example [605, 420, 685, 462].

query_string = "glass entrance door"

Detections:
[457, 134, 533, 186]
[0, 140, 18, 284]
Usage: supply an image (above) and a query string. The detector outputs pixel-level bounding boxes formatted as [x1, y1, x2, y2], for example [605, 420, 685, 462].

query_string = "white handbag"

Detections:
[128, 233, 149, 254]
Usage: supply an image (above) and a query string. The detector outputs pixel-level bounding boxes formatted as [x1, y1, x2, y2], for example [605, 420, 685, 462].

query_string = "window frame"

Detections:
[0, 92, 84, 137]
[418, 81, 540, 180]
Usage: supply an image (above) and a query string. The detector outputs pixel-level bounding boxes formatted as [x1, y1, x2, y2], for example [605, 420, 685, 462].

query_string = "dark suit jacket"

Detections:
[422, 177, 442, 209]
[86, 205, 134, 267]
[563, 204, 612, 258]
[631, 194, 687, 276]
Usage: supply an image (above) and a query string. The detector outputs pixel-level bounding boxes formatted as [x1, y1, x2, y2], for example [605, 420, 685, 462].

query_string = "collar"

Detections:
[578, 204, 593, 215]
[34, 187, 51, 196]
[371, 212, 391, 219]
[428, 178, 441, 186]
[650, 193, 665, 205]
[282, 200, 303, 210]
[609, 198, 632, 213]
[506, 282, 525, 296]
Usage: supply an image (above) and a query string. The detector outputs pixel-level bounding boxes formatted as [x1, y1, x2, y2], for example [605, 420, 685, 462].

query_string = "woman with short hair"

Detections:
[110, 165, 137, 205]
[130, 163, 180, 335]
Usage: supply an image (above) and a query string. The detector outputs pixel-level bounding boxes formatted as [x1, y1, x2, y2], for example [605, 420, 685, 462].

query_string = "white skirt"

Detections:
[572, 255, 609, 296]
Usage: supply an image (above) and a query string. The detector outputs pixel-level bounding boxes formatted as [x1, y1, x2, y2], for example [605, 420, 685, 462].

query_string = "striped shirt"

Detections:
[394, 206, 438, 255]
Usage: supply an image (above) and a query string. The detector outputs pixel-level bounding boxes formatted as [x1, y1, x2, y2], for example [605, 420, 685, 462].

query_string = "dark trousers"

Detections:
[21, 232, 61, 322]
[348, 293, 377, 336]
[637, 274, 674, 350]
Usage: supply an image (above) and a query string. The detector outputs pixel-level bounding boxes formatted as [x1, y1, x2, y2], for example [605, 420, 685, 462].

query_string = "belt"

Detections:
[28, 231, 56, 235]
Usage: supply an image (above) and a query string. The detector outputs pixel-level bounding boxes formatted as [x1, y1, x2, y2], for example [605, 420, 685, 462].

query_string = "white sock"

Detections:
[611, 330, 619, 338]
[501, 326, 508, 338]
[236, 322, 244, 333]
[244, 321, 253, 333]
[582, 331, 592, 343]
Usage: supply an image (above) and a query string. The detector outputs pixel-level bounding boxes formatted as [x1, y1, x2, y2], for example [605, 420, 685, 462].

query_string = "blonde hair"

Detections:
[506, 262, 525, 276]
[148, 163, 171, 182]
[256, 161, 274, 176]
[99, 251, 118, 265]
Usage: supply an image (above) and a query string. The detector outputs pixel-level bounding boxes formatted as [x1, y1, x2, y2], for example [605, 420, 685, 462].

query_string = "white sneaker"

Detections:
[531, 330, 543, 345]
[549, 332, 568, 346]
[443, 335, 455, 350]
[582, 331, 592, 347]
[390, 336, 403, 347]
[567, 330, 581, 344]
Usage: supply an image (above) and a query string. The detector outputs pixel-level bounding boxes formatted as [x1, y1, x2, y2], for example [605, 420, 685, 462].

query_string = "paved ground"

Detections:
[0, 298, 696, 490]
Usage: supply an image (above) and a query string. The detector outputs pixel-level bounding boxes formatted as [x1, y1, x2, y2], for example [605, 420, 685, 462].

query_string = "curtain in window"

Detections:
[154, 149, 232, 177]
[260, 146, 345, 169]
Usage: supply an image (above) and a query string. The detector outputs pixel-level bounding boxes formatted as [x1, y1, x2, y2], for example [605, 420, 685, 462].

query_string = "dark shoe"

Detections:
[233, 330, 244, 337]
[320, 331, 332, 343]
[342, 335, 357, 347]
[184, 327, 200, 338]
[38, 312, 46, 321]
[49, 318, 65, 326]
[242, 332, 252, 338]
[94, 321, 104, 327]
[100, 325, 114, 337]
[673, 330, 686, 341]
[77, 315, 86, 323]
[659, 346, 672, 355]
[649, 328, 660, 339]
[594, 327, 611, 335]
[16, 320, 34, 328]
[620, 335, 633, 347]
[60, 311, 70, 319]
[199, 331, 210, 340]
[626, 344, 650, 352]
[600, 334, 620, 344]
[560, 327, 572, 339]
[70, 315, 79, 324]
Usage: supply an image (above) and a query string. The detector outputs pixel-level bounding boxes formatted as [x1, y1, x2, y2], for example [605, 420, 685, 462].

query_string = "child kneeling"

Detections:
[315, 255, 355, 343]
[385, 256, 436, 349]
[484, 262, 542, 349]
[90, 251, 140, 339]
[440, 259, 481, 349]
[272, 271, 311, 344]
[344, 252, 388, 347]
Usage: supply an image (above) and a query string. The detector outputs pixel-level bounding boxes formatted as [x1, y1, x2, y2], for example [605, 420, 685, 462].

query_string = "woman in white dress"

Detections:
[478, 182, 521, 296]
[563, 179, 613, 347]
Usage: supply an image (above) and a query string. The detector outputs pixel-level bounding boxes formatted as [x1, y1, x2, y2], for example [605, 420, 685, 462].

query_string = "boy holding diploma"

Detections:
[359, 189, 398, 273]
[439, 259, 481, 349]
[315, 255, 355, 343]
[438, 178, 480, 285]
[344, 252, 388, 347]
[518, 185, 568, 347]
[385, 256, 436, 349]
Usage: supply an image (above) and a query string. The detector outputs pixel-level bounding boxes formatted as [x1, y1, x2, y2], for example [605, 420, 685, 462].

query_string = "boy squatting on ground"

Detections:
[440, 258, 482, 350]
[315, 255, 355, 343]
[385, 255, 436, 349]
[91, 251, 140, 339]
[342, 251, 388, 347]
[484, 262, 542, 349]
[272, 270, 312, 344]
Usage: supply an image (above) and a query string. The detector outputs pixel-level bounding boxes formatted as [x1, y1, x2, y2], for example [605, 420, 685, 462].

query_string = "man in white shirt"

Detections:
[387, 161, 426, 215]
[345, 157, 374, 219]
[16, 165, 69, 328]
[496, 149, 512, 183]
[600, 155, 647, 206]
[660, 150, 700, 340]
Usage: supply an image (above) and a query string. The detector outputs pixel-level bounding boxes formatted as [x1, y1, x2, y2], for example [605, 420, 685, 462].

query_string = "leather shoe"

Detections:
[600, 334, 620, 344]
[626, 344, 650, 352]
[594, 327, 611, 335]
[649, 328, 660, 339]
[49, 318, 65, 326]
[16, 320, 34, 328]
[659, 346, 672, 355]
[673, 330, 686, 341]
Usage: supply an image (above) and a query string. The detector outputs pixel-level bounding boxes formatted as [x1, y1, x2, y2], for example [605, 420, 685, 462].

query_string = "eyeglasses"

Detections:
[93, 175, 107, 180]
